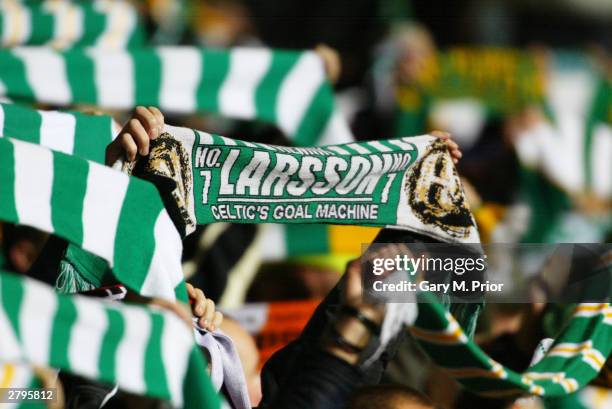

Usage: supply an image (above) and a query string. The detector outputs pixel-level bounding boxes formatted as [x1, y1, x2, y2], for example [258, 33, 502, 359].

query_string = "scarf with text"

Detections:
[126, 125, 480, 244]
[0, 46, 352, 145]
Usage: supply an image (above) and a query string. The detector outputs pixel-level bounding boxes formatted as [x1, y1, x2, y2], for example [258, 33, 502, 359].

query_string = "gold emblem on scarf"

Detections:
[405, 139, 474, 239]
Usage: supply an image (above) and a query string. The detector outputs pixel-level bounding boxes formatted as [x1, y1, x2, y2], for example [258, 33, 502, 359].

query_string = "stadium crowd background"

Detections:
[0, 0, 610, 408]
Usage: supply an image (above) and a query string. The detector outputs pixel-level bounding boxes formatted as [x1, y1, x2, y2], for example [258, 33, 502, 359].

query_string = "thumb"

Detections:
[343, 260, 363, 304]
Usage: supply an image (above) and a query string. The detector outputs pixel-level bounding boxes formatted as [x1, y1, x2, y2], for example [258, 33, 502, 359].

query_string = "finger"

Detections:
[444, 138, 458, 149]
[185, 283, 196, 298]
[211, 311, 223, 331]
[134, 106, 159, 139]
[192, 288, 206, 317]
[199, 299, 216, 329]
[127, 118, 150, 156]
[344, 260, 363, 302]
[118, 133, 138, 162]
[431, 130, 450, 139]
[148, 106, 164, 135]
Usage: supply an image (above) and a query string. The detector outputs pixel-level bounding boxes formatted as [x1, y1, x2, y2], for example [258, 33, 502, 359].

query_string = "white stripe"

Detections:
[68, 297, 109, 379]
[219, 135, 237, 146]
[1, 2, 31, 46]
[162, 315, 193, 407]
[0, 104, 5, 135]
[346, 143, 370, 154]
[318, 111, 353, 146]
[39, 110, 76, 154]
[19, 278, 58, 365]
[259, 224, 287, 260]
[158, 47, 202, 113]
[140, 212, 183, 301]
[219, 48, 272, 119]
[197, 131, 214, 145]
[591, 124, 612, 198]
[87, 48, 134, 109]
[240, 140, 257, 148]
[326, 145, 350, 155]
[277, 52, 325, 136]
[13, 139, 54, 232]
[387, 138, 415, 150]
[367, 141, 392, 152]
[44, 0, 84, 48]
[0, 277, 24, 362]
[115, 305, 151, 394]
[94, 0, 137, 49]
[12, 47, 72, 105]
[81, 163, 130, 264]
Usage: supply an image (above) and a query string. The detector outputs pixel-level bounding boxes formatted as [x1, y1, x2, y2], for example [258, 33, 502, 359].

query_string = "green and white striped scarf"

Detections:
[0, 137, 187, 302]
[0, 46, 352, 145]
[0, 0, 144, 49]
[413, 295, 612, 398]
[0, 270, 221, 409]
[514, 78, 612, 201]
[0, 102, 117, 163]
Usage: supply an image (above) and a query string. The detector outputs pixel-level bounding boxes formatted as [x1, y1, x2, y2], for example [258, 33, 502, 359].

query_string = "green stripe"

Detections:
[49, 294, 78, 369]
[183, 347, 222, 409]
[50, 150, 88, 245]
[197, 49, 230, 112]
[113, 179, 163, 292]
[72, 112, 113, 164]
[0, 50, 35, 99]
[254, 51, 300, 124]
[133, 50, 162, 106]
[293, 83, 334, 146]
[127, 18, 145, 48]
[76, 3, 107, 47]
[64, 50, 97, 104]
[98, 308, 125, 382]
[28, 5, 54, 45]
[0, 139, 18, 222]
[286, 224, 330, 256]
[0, 271, 24, 340]
[210, 134, 226, 146]
[144, 314, 170, 397]
[1, 103, 42, 144]
[583, 79, 609, 190]
[174, 281, 188, 302]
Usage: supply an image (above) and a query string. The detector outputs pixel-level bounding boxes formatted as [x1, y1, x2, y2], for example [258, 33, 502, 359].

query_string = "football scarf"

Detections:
[0, 0, 143, 49]
[514, 78, 612, 200]
[412, 250, 612, 399]
[0, 271, 221, 409]
[0, 46, 352, 145]
[414, 297, 612, 398]
[125, 125, 480, 244]
[0, 102, 117, 164]
[0, 137, 186, 302]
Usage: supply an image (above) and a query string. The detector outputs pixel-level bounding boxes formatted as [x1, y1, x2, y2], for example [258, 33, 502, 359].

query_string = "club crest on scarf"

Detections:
[405, 139, 475, 240]
[125, 133, 196, 236]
